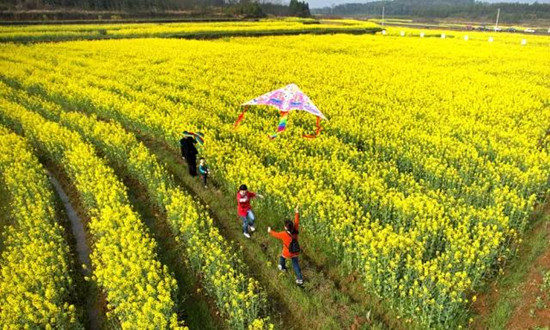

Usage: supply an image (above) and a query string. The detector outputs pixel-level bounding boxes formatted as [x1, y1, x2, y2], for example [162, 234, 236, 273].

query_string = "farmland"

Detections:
[0, 20, 549, 329]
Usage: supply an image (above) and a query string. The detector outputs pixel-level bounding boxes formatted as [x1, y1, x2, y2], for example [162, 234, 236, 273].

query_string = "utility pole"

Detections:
[382, 5, 385, 27]
[495, 8, 500, 32]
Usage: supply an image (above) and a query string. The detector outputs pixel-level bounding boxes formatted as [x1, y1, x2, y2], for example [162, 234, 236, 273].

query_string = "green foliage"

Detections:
[313, 1, 550, 23]
[230, 2, 266, 18]
[288, 0, 310, 18]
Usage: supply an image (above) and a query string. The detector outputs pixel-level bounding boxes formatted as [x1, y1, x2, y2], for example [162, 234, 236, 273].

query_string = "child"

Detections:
[268, 206, 303, 286]
[237, 184, 263, 238]
[198, 157, 209, 188]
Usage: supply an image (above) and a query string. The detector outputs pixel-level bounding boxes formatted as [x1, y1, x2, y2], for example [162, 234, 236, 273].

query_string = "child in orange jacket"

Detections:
[268, 206, 303, 286]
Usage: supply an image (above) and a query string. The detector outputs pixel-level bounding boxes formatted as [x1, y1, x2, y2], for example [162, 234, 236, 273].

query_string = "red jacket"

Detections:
[237, 191, 256, 216]
[269, 212, 300, 258]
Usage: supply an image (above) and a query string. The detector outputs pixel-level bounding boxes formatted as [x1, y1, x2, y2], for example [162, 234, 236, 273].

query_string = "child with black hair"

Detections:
[198, 157, 209, 188]
[268, 205, 303, 286]
[237, 184, 263, 238]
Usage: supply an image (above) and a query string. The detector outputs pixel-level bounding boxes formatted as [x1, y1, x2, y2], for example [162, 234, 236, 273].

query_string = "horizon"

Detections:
[307, 0, 550, 9]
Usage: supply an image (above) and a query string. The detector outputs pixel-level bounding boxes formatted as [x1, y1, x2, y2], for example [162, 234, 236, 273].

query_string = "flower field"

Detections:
[0, 126, 80, 328]
[0, 21, 549, 329]
[0, 95, 185, 329]
[0, 18, 379, 42]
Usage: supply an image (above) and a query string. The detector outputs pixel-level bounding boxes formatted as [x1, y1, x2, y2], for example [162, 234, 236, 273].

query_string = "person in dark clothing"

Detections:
[179, 136, 198, 176]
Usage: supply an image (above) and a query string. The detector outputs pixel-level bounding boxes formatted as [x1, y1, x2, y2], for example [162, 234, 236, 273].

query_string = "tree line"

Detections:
[313, 0, 550, 23]
[2, 0, 310, 17]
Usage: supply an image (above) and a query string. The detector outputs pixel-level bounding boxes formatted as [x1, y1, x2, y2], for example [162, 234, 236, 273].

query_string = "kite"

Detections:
[234, 84, 327, 139]
[182, 131, 204, 146]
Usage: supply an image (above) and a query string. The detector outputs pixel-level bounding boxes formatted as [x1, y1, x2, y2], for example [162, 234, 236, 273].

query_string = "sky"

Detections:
[308, 0, 550, 9]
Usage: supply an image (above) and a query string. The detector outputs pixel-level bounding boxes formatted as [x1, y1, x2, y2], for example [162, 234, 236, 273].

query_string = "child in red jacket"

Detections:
[268, 206, 303, 286]
[237, 184, 263, 238]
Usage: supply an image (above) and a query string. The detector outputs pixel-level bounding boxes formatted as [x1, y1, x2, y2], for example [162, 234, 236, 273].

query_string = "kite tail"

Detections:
[270, 111, 288, 139]
[234, 105, 249, 129]
[303, 117, 323, 139]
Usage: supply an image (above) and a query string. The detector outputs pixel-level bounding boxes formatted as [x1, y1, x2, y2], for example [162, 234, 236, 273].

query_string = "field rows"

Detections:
[0, 28, 549, 328]
[0, 126, 80, 328]
[0, 19, 379, 42]
[0, 83, 274, 328]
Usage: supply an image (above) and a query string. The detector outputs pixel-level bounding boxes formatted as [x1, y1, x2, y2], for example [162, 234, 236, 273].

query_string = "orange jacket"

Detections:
[269, 212, 300, 258]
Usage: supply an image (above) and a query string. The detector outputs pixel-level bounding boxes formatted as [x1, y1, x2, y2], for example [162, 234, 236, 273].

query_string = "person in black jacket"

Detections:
[180, 136, 198, 176]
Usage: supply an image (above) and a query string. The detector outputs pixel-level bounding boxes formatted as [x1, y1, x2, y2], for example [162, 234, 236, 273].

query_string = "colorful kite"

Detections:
[234, 84, 327, 139]
[182, 131, 204, 146]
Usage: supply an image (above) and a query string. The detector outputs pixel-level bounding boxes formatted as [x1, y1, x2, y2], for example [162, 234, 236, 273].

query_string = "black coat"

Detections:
[180, 137, 198, 159]
[180, 137, 198, 176]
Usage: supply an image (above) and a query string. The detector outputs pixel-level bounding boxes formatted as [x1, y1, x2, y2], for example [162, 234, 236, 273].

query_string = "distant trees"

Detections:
[288, 0, 310, 17]
[3, 0, 207, 11]
[232, 0, 266, 18]
[313, 0, 550, 23]
[2, 0, 311, 18]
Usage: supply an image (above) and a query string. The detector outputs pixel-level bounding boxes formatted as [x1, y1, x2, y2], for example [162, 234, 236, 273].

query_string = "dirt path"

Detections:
[119, 172, 223, 330]
[472, 201, 550, 329]
[507, 220, 550, 329]
[47, 171, 102, 330]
